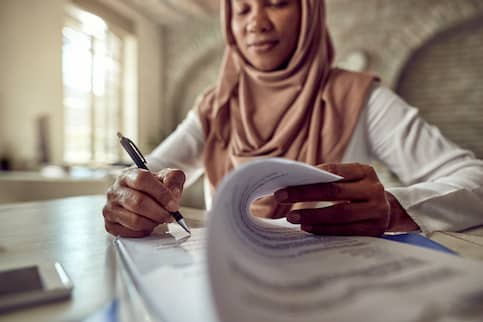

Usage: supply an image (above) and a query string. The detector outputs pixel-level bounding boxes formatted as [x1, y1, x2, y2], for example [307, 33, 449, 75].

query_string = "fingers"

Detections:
[158, 169, 186, 199]
[286, 201, 390, 237]
[104, 219, 152, 238]
[103, 203, 160, 232]
[119, 169, 178, 212]
[301, 220, 386, 237]
[102, 167, 186, 238]
[274, 181, 380, 203]
[107, 185, 173, 223]
[272, 163, 389, 237]
[274, 163, 385, 203]
[318, 163, 379, 182]
[286, 202, 385, 225]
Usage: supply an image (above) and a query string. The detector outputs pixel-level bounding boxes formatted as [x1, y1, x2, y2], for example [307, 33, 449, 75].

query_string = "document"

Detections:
[116, 228, 218, 322]
[117, 158, 483, 322]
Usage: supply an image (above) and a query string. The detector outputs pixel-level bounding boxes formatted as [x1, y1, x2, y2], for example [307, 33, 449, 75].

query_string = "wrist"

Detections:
[385, 191, 420, 233]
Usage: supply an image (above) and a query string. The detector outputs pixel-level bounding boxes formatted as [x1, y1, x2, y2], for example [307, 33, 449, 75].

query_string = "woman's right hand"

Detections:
[102, 168, 186, 237]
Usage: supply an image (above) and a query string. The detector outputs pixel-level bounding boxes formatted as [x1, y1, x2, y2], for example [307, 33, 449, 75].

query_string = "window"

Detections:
[62, 5, 137, 165]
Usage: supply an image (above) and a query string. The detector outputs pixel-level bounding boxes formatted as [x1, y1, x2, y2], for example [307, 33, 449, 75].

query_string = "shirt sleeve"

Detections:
[366, 86, 483, 234]
[146, 109, 205, 187]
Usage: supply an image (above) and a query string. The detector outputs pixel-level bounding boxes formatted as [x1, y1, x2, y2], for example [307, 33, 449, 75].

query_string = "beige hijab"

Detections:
[198, 0, 377, 217]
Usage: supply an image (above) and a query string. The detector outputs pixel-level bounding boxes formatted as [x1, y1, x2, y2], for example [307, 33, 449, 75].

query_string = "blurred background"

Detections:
[0, 0, 482, 208]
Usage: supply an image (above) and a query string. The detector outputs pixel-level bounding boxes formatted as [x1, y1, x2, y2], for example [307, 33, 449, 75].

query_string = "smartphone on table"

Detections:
[0, 262, 73, 313]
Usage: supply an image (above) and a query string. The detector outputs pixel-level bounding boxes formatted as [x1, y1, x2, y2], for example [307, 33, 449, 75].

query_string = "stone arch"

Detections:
[168, 44, 224, 128]
[395, 15, 483, 158]
[389, 2, 483, 87]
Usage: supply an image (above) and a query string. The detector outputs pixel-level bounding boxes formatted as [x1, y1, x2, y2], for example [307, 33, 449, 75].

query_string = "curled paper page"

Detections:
[207, 158, 483, 322]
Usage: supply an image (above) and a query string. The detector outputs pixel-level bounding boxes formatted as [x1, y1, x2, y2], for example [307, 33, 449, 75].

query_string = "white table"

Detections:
[0, 195, 203, 322]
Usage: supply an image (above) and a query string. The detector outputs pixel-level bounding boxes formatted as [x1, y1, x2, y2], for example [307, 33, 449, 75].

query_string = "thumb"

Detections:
[158, 169, 186, 198]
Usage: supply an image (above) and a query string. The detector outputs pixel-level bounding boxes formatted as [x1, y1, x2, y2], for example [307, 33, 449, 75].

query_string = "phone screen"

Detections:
[0, 266, 44, 296]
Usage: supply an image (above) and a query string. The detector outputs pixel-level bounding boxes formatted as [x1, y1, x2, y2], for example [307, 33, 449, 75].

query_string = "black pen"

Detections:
[117, 132, 191, 234]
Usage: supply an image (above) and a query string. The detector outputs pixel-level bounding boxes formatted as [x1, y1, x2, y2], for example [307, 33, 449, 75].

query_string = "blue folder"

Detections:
[83, 299, 118, 322]
[382, 233, 457, 255]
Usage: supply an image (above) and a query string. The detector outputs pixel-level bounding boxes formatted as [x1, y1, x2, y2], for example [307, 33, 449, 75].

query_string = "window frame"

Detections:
[62, 5, 135, 166]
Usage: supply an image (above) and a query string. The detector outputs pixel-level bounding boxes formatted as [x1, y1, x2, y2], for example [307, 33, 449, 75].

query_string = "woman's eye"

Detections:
[235, 5, 250, 16]
[267, 0, 289, 8]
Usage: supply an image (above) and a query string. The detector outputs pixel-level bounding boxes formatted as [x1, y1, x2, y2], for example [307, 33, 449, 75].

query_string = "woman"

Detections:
[103, 0, 483, 238]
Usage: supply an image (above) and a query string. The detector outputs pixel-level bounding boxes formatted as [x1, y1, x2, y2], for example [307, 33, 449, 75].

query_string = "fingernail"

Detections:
[287, 213, 300, 223]
[275, 190, 288, 201]
[167, 200, 177, 211]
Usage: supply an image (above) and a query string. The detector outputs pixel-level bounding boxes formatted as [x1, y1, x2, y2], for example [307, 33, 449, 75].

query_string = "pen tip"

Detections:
[117, 132, 123, 139]
[178, 219, 191, 234]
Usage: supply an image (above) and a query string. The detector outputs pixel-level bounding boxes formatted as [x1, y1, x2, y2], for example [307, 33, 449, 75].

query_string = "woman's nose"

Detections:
[246, 9, 273, 33]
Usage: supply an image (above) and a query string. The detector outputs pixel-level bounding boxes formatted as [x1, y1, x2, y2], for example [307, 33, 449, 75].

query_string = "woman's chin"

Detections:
[249, 59, 285, 72]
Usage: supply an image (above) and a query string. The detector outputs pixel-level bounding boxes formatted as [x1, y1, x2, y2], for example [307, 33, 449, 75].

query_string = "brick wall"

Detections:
[396, 17, 483, 158]
[326, 0, 483, 87]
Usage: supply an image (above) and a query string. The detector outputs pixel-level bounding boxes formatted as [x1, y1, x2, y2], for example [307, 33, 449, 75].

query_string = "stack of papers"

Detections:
[116, 158, 483, 322]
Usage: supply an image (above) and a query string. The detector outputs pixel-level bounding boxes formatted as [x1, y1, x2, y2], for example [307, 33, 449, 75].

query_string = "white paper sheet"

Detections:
[116, 227, 218, 322]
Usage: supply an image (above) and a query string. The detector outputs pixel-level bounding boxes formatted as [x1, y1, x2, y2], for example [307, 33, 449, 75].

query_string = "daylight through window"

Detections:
[62, 5, 137, 164]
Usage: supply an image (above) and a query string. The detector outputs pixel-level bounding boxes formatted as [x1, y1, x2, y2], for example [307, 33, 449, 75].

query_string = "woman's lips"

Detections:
[248, 40, 279, 53]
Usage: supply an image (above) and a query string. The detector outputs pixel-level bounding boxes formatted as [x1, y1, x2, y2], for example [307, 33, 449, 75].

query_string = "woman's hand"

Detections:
[102, 168, 185, 238]
[274, 163, 418, 236]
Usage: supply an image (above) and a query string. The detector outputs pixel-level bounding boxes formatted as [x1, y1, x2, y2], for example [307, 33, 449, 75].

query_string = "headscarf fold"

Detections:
[198, 0, 377, 217]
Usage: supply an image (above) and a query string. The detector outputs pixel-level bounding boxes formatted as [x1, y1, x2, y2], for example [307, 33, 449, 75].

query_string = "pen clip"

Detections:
[125, 137, 147, 164]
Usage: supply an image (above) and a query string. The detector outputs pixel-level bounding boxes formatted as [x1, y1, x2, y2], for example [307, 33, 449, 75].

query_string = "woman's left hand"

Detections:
[274, 163, 395, 236]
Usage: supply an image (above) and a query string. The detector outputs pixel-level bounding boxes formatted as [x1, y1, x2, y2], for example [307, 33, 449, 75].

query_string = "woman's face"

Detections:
[230, 0, 301, 72]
